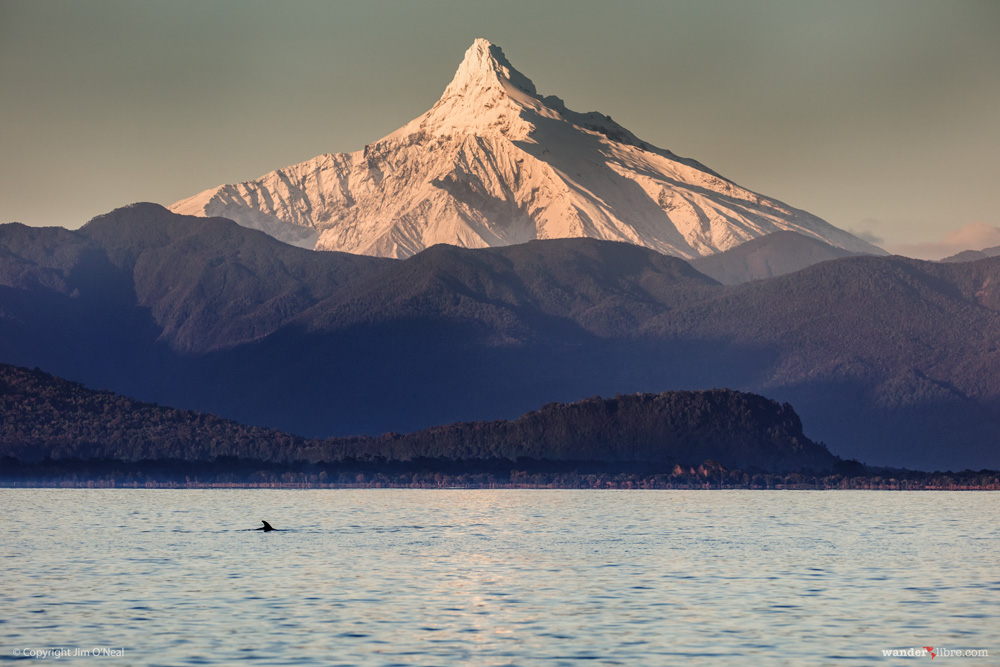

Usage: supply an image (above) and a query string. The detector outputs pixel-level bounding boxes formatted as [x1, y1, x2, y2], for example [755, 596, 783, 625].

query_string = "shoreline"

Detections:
[4, 457, 997, 490]
[3, 480, 997, 491]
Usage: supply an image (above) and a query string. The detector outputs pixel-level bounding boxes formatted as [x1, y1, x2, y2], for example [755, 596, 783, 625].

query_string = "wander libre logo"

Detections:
[880, 646, 989, 659]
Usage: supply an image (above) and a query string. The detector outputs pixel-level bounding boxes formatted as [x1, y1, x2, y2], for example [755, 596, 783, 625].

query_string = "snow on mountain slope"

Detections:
[170, 39, 882, 259]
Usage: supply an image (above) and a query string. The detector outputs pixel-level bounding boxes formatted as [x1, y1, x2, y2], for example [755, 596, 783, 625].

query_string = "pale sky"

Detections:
[1, 0, 997, 257]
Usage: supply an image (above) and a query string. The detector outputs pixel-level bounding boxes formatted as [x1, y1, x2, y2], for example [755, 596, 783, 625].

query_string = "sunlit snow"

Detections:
[170, 39, 879, 259]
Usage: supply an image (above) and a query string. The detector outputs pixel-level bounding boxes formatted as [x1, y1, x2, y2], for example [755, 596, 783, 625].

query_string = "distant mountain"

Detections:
[940, 245, 1000, 263]
[690, 230, 865, 284]
[2, 204, 999, 470]
[79, 203, 392, 352]
[0, 364, 835, 472]
[170, 39, 880, 260]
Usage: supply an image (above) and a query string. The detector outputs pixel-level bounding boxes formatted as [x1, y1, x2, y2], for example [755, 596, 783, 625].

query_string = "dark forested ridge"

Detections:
[304, 390, 837, 471]
[0, 364, 836, 473]
[3, 204, 1000, 470]
[0, 364, 312, 461]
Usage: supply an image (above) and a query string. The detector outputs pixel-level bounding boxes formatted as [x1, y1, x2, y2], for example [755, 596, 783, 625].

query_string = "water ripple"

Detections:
[2, 489, 996, 665]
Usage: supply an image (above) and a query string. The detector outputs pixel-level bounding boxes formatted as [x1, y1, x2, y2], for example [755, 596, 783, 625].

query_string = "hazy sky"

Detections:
[1, 0, 997, 257]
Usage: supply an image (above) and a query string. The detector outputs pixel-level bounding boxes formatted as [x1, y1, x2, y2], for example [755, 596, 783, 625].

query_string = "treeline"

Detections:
[0, 365, 835, 473]
[0, 365, 313, 461]
[2, 457, 997, 490]
[304, 391, 836, 471]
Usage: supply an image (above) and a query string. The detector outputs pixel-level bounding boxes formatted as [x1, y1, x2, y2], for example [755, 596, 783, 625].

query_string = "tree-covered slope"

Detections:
[0, 364, 834, 472]
[3, 204, 1000, 469]
[0, 365, 311, 461]
[308, 390, 836, 472]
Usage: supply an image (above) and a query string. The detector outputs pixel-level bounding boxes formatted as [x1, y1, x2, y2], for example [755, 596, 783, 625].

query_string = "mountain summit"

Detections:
[170, 39, 880, 259]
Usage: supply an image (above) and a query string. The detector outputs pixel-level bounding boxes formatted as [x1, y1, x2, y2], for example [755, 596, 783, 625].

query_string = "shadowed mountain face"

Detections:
[78, 204, 394, 352]
[690, 230, 865, 284]
[1, 204, 999, 470]
[940, 245, 1000, 263]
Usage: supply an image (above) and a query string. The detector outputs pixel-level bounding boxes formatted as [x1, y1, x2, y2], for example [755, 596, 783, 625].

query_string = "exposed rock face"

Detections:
[170, 39, 881, 259]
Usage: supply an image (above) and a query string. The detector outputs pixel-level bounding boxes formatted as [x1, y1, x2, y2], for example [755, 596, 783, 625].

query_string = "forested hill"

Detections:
[0, 364, 312, 461]
[306, 392, 837, 472]
[0, 364, 836, 472]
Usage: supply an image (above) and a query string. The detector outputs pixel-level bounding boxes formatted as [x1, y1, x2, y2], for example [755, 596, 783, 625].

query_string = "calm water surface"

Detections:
[2, 490, 997, 665]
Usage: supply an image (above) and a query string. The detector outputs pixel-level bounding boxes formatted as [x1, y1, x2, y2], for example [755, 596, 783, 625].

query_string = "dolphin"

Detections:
[256, 520, 275, 532]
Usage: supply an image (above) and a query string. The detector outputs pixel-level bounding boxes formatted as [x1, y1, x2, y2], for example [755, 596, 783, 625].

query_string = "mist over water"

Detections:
[3, 490, 997, 665]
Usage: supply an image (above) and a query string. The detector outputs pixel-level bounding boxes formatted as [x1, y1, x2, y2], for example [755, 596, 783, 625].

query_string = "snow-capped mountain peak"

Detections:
[386, 39, 539, 142]
[411, 39, 642, 148]
[443, 38, 537, 101]
[169, 39, 882, 259]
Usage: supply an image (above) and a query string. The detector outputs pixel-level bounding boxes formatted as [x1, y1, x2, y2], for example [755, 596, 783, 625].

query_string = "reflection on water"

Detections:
[2, 490, 997, 665]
